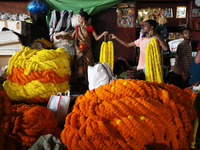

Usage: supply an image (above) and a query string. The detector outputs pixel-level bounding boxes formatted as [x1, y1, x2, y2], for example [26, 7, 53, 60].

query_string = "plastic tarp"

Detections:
[45, 0, 124, 15]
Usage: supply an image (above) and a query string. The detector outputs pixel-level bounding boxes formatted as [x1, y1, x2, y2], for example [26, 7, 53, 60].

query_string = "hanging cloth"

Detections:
[49, 10, 73, 35]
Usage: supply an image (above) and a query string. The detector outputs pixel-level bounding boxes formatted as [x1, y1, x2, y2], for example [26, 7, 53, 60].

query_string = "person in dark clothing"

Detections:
[167, 27, 192, 89]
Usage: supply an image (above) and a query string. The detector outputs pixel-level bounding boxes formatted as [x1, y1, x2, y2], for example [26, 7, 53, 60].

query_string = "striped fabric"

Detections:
[171, 40, 192, 77]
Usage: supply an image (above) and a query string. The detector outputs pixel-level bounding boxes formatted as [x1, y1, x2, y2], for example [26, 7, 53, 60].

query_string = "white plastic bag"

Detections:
[47, 90, 71, 126]
[88, 62, 115, 91]
[168, 38, 184, 53]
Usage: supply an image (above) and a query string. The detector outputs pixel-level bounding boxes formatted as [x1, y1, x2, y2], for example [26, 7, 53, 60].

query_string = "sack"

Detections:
[88, 62, 115, 91]
[47, 90, 71, 126]
[168, 38, 184, 53]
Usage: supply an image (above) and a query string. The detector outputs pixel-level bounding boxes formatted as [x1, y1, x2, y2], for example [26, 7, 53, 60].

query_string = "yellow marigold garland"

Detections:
[99, 41, 107, 63]
[61, 79, 196, 150]
[145, 38, 163, 83]
[7, 46, 71, 76]
[3, 80, 70, 102]
[99, 41, 114, 70]
[108, 41, 114, 70]
[3, 46, 71, 103]
[1, 103, 61, 147]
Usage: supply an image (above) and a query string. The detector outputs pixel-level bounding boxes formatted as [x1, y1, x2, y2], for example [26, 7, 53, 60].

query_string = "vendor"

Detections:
[110, 19, 168, 80]
[71, 8, 108, 87]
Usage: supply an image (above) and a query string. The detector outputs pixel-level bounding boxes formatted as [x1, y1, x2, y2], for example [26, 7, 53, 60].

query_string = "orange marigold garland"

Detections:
[0, 88, 26, 150]
[1, 103, 61, 147]
[0, 88, 11, 123]
[0, 88, 11, 150]
[61, 79, 196, 150]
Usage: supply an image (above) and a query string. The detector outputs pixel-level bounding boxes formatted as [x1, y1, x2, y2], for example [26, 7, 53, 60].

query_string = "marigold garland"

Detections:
[145, 38, 163, 83]
[0, 88, 11, 123]
[1, 103, 61, 147]
[3, 80, 70, 103]
[3, 46, 71, 103]
[0, 88, 11, 150]
[99, 41, 114, 70]
[7, 67, 70, 85]
[61, 79, 196, 150]
[190, 86, 200, 149]
[0, 88, 26, 150]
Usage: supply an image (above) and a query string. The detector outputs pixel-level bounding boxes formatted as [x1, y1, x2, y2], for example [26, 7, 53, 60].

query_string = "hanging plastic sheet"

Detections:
[45, 0, 123, 23]
[45, 0, 123, 15]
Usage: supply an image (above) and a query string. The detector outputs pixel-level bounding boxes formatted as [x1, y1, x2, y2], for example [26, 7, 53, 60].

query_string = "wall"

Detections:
[0, 1, 29, 14]
[190, 0, 200, 41]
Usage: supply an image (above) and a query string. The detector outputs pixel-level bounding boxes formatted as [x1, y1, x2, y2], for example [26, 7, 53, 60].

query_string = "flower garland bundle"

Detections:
[108, 41, 114, 70]
[145, 38, 164, 83]
[99, 41, 114, 70]
[190, 86, 200, 149]
[1, 103, 61, 147]
[1, 132, 25, 150]
[0, 88, 11, 149]
[61, 79, 196, 150]
[0, 88, 11, 123]
[100, 41, 108, 64]
[0, 88, 26, 150]
[3, 46, 71, 103]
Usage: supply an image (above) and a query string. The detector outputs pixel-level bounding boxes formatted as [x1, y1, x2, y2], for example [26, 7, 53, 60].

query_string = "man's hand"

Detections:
[109, 34, 117, 39]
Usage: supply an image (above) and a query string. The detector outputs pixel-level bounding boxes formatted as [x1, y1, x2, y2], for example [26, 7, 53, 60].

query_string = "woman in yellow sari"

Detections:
[71, 9, 108, 88]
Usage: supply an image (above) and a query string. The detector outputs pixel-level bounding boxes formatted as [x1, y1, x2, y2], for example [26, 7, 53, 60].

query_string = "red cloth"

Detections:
[197, 42, 200, 51]
[75, 25, 95, 37]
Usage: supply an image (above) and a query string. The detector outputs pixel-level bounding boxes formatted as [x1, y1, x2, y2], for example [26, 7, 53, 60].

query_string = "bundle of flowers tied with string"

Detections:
[3, 46, 71, 103]
[1, 103, 61, 147]
[61, 79, 196, 150]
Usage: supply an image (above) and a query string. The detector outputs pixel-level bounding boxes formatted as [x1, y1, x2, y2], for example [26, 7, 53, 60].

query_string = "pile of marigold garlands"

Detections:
[0, 103, 61, 148]
[61, 79, 197, 150]
[3, 46, 71, 103]
[0, 88, 26, 150]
